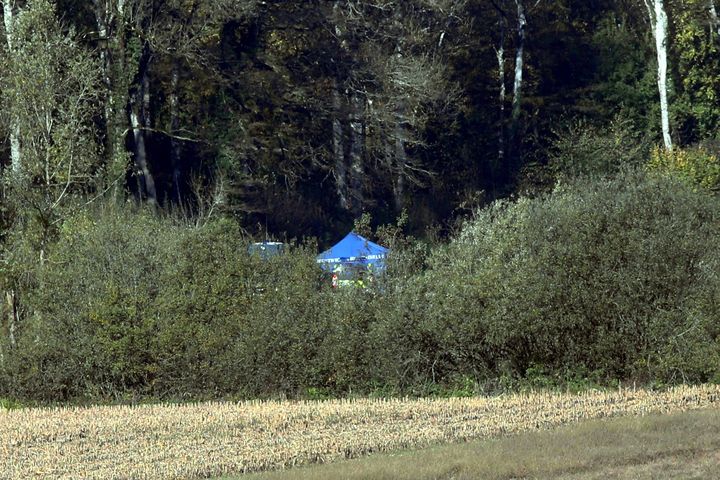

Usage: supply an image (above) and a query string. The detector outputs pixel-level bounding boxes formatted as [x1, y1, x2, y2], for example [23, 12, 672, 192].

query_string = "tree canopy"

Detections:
[1, 0, 717, 239]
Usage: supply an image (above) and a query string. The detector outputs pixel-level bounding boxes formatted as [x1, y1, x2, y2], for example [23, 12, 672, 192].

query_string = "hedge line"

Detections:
[1, 170, 719, 402]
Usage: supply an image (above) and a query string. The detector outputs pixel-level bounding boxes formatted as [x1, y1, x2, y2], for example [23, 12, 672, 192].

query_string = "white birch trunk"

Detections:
[3, 1, 21, 174]
[5, 290, 16, 348]
[512, 0, 526, 123]
[1, 1, 13, 57]
[654, 0, 673, 150]
[9, 124, 20, 174]
[496, 18, 507, 164]
[710, 0, 719, 37]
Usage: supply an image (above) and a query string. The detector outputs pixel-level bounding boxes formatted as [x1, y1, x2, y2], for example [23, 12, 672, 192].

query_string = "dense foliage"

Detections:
[0, 0, 717, 236]
[2, 171, 718, 402]
[1, 0, 719, 402]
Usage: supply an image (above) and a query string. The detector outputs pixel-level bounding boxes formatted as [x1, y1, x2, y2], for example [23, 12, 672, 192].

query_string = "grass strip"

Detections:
[234, 408, 720, 480]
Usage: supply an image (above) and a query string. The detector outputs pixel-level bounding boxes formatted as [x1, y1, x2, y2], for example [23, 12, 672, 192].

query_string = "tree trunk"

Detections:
[130, 46, 157, 205]
[332, 79, 350, 211]
[93, 0, 132, 195]
[9, 124, 20, 175]
[169, 59, 182, 204]
[648, 0, 673, 150]
[93, 0, 112, 150]
[391, 95, 408, 213]
[5, 290, 17, 348]
[710, 1, 719, 37]
[0, 289, 17, 369]
[3, 0, 21, 174]
[393, 126, 406, 212]
[496, 16, 507, 165]
[331, 1, 364, 214]
[348, 92, 364, 215]
[505, 0, 527, 169]
[511, 0, 526, 125]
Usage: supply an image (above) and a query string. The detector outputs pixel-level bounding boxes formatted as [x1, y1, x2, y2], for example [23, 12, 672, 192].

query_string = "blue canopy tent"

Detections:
[316, 232, 389, 286]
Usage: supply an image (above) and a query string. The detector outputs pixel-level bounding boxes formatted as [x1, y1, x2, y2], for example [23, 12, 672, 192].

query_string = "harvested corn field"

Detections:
[2, 385, 720, 480]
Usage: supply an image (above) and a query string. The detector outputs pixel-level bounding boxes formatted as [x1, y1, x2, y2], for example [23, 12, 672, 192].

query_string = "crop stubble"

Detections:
[2, 385, 719, 479]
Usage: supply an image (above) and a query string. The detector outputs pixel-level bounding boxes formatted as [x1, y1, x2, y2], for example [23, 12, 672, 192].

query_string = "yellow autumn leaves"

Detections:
[2, 384, 719, 480]
[648, 145, 720, 190]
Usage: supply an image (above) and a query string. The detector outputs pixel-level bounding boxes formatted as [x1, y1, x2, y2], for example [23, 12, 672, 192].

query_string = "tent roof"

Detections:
[316, 232, 389, 263]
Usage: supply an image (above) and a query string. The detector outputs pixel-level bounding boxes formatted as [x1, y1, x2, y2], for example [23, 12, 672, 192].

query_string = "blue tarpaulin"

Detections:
[316, 232, 389, 273]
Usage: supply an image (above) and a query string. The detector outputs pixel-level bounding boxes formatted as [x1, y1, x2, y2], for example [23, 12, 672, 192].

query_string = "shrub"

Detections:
[647, 145, 720, 191]
[228, 244, 328, 397]
[151, 218, 255, 397]
[548, 116, 650, 180]
[3, 205, 177, 400]
[315, 288, 377, 394]
[378, 169, 720, 386]
[2, 202, 337, 401]
[3, 170, 720, 402]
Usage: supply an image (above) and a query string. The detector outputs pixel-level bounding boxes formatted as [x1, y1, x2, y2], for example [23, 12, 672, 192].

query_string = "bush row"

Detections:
[1, 169, 719, 402]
